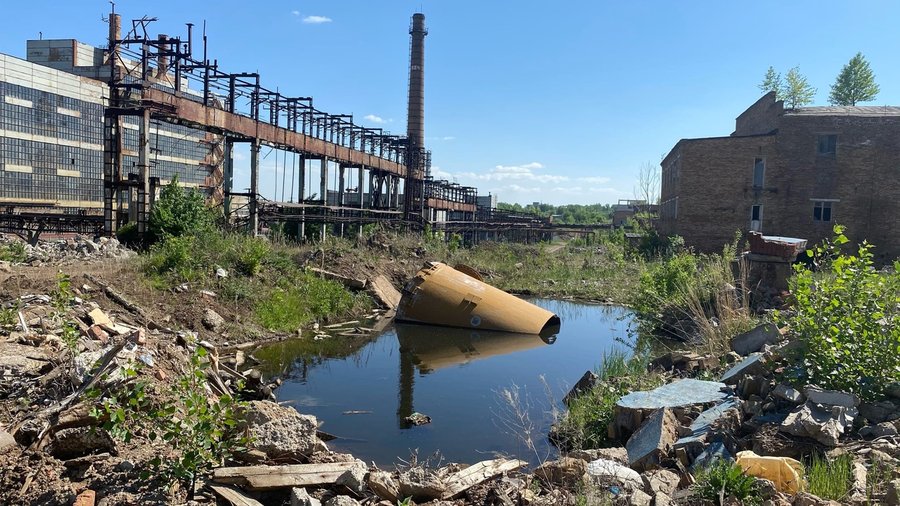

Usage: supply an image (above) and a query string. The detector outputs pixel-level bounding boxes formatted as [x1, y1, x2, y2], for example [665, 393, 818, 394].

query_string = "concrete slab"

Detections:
[617, 379, 730, 411]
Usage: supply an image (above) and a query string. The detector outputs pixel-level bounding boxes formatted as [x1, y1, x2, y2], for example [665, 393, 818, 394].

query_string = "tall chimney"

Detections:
[157, 34, 169, 80]
[406, 13, 427, 151]
[108, 11, 121, 82]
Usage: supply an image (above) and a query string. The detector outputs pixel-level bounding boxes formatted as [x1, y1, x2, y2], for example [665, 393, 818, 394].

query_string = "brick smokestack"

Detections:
[406, 13, 427, 151]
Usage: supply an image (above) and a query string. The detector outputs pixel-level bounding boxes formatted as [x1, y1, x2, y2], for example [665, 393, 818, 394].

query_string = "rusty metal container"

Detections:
[397, 262, 560, 335]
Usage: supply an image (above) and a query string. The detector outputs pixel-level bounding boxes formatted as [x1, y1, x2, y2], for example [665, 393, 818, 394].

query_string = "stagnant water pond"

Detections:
[254, 299, 635, 466]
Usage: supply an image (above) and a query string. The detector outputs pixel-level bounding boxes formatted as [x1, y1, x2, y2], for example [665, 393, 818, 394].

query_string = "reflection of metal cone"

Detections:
[396, 323, 554, 373]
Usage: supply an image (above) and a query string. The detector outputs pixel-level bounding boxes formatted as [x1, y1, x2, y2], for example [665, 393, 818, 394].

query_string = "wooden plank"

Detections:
[442, 458, 527, 499]
[209, 485, 264, 506]
[311, 267, 367, 290]
[212, 462, 360, 491]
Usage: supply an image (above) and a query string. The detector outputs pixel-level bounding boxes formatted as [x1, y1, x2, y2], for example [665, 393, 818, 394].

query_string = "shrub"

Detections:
[634, 253, 698, 314]
[225, 236, 271, 276]
[91, 347, 249, 499]
[693, 460, 760, 505]
[145, 234, 206, 283]
[147, 174, 215, 244]
[0, 241, 27, 263]
[781, 225, 900, 401]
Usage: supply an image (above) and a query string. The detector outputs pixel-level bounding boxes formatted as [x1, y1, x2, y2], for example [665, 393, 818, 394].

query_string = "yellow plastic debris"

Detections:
[735, 450, 806, 494]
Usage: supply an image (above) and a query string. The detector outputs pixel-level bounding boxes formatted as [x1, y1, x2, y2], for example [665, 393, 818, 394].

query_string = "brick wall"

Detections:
[660, 105, 900, 262]
[734, 92, 783, 136]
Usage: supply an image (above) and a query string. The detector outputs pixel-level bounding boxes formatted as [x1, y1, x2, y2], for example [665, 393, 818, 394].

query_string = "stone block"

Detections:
[731, 323, 781, 356]
[626, 408, 679, 472]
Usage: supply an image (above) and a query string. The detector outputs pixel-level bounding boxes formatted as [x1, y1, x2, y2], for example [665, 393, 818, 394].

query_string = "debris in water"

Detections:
[404, 412, 432, 426]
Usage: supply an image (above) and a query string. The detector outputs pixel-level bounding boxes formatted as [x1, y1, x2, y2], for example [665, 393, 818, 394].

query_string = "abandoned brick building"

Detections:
[658, 91, 900, 262]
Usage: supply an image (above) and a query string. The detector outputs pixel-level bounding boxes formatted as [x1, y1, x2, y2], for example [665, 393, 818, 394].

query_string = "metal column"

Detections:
[137, 109, 151, 235]
[250, 139, 260, 236]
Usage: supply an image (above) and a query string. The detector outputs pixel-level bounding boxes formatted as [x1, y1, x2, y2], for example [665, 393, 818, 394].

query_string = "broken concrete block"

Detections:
[323, 496, 359, 506]
[691, 441, 733, 470]
[675, 399, 741, 456]
[720, 353, 768, 384]
[367, 471, 400, 503]
[803, 387, 859, 408]
[613, 379, 729, 441]
[738, 375, 772, 399]
[534, 457, 586, 487]
[780, 401, 857, 447]
[642, 469, 680, 496]
[336, 464, 369, 496]
[0, 343, 52, 376]
[772, 384, 804, 404]
[731, 323, 781, 356]
[202, 308, 226, 331]
[650, 351, 717, 373]
[793, 492, 841, 506]
[626, 408, 679, 472]
[628, 489, 653, 506]
[585, 459, 642, 489]
[0, 429, 18, 454]
[243, 400, 320, 460]
[88, 308, 111, 327]
[563, 370, 599, 405]
[859, 400, 898, 423]
[859, 422, 899, 439]
[617, 379, 730, 411]
[291, 487, 322, 506]
[570, 447, 629, 465]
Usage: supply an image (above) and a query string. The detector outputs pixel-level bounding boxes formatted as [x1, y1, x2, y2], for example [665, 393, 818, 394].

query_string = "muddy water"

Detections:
[256, 299, 635, 466]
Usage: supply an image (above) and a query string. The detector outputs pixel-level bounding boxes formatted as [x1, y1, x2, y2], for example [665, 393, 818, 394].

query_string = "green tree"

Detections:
[782, 66, 816, 109]
[758, 66, 783, 99]
[829, 52, 880, 106]
[147, 174, 215, 244]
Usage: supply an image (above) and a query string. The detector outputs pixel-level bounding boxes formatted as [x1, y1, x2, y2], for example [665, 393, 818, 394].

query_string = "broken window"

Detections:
[817, 134, 837, 156]
[813, 201, 833, 222]
[753, 158, 765, 187]
[750, 204, 762, 231]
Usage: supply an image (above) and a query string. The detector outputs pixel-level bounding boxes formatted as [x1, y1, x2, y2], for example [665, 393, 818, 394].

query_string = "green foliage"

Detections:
[0, 300, 20, 328]
[807, 453, 851, 502]
[91, 348, 249, 497]
[552, 351, 663, 451]
[782, 66, 816, 109]
[759, 66, 783, 99]
[60, 322, 79, 353]
[145, 235, 206, 283]
[255, 271, 357, 331]
[780, 225, 900, 401]
[634, 252, 698, 314]
[0, 241, 27, 263]
[496, 202, 614, 225]
[693, 460, 760, 505]
[829, 52, 880, 106]
[225, 236, 271, 276]
[147, 174, 215, 244]
[116, 223, 140, 247]
[51, 272, 74, 313]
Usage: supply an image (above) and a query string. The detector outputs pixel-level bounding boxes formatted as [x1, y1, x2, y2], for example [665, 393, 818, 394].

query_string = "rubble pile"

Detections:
[554, 322, 900, 505]
[0, 234, 135, 266]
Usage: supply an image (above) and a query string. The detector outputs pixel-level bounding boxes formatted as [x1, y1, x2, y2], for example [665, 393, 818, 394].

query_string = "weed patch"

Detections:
[693, 460, 760, 505]
[0, 241, 26, 263]
[551, 350, 663, 451]
[806, 453, 851, 502]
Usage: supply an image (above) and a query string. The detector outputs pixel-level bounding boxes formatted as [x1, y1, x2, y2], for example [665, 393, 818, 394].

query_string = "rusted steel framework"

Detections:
[0, 206, 104, 240]
[102, 10, 421, 237]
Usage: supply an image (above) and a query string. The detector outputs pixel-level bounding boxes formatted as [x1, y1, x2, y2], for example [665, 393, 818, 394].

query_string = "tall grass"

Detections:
[806, 453, 852, 502]
[635, 238, 757, 353]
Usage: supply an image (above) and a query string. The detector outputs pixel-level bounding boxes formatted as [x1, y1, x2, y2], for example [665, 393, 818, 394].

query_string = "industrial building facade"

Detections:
[0, 39, 221, 221]
[659, 92, 900, 262]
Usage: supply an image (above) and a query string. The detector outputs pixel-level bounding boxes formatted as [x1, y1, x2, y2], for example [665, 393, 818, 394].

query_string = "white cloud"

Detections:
[302, 15, 332, 24]
[364, 114, 387, 124]
[453, 162, 567, 184]
[577, 176, 611, 184]
[291, 10, 300, 16]
[442, 136, 455, 141]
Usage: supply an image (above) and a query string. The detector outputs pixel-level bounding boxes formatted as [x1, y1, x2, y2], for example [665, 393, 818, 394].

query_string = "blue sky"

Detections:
[3, 1, 900, 205]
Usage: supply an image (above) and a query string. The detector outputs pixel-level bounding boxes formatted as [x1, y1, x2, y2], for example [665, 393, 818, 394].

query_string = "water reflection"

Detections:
[395, 323, 557, 427]
[256, 299, 635, 466]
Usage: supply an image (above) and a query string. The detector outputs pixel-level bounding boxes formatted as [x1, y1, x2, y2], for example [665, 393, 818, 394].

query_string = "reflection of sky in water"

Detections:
[258, 299, 635, 467]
